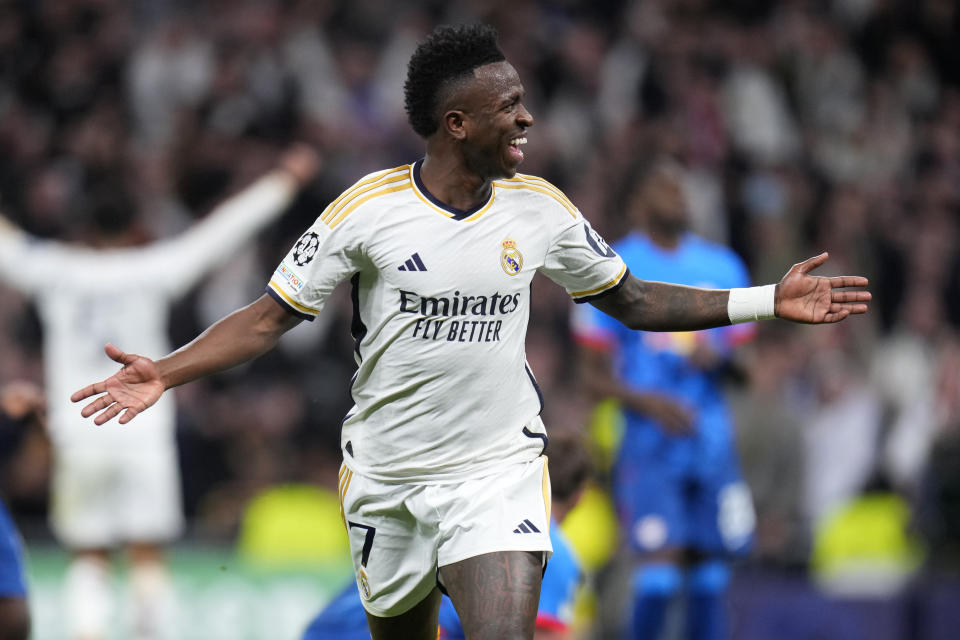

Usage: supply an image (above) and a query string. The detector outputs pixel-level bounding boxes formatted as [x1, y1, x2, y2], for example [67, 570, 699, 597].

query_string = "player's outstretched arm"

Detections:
[71, 294, 301, 425]
[591, 252, 869, 331]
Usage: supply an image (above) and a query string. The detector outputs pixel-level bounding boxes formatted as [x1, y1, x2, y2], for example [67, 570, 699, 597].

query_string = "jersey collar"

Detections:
[411, 159, 494, 221]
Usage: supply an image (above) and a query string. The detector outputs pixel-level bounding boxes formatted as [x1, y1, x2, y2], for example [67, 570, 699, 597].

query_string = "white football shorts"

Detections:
[338, 455, 553, 617]
[50, 446, 184, 549]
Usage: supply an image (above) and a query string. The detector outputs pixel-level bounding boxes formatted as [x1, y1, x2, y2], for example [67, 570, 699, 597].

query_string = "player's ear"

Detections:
[443, 110, 468, 140]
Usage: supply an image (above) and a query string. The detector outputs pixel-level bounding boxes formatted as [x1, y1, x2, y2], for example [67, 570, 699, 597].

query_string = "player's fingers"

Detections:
[831, 300, 868, 313]
[831, 290, 871, 303]
[797, 252, 828, 275]
[94, 402, 124, 426]
[104, 343, 138, 366]
[71, 381, 106, 402]
[828, 276, 869, 289]
[823, 308, 851, 323]
[841, 303, 869, 315]
[80, 395, 113, 418]
[118, 407, 139, 424]
[825, 302, 868, 321]
[104, 343, 124, 362]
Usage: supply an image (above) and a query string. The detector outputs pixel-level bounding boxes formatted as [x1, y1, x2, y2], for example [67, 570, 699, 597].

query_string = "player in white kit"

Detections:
[0, 146, 318, 640]
[71, 25, 870, 640]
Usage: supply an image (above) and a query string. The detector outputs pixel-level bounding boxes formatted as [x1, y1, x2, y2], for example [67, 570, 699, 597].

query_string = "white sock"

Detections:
[64, 556, 113, 640]
[128, 561, 177, 640]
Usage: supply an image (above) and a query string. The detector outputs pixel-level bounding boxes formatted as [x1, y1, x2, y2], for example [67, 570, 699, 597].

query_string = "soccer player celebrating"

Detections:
[0, 146, 320, 640]
[71, 24, 869, 640]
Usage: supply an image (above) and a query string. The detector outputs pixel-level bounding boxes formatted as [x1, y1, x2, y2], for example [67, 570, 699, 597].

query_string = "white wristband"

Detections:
[727, 285, 777, 324]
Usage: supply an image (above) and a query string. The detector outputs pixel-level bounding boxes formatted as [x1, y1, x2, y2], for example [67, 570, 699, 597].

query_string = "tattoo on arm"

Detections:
[591, 276, 731, 331]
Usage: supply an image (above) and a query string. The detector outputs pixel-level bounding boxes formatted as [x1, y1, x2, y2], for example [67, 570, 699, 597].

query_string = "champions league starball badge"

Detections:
[500, 237, 523, 275]
[293, 232, 320, 266]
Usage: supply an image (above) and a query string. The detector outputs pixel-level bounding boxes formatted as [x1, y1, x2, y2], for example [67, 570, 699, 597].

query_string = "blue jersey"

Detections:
[0, 499, 27, 597]
[574, 232, 753, 470]
[574, 232, 756, 554]
[303, 522, 582, 640]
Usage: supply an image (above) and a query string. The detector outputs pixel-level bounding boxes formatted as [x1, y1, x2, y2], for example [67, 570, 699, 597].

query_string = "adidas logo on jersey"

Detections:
[513, 519, 541, 534]
[398, 253, 427, 272]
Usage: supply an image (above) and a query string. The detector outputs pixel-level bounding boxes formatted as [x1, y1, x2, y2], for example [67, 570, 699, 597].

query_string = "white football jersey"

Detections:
[267, 161, 627, 482]
[0, 172, 298, 451]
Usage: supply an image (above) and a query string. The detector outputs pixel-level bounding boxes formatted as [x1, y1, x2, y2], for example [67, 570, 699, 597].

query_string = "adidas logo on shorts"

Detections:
[513, 519, 540, 534]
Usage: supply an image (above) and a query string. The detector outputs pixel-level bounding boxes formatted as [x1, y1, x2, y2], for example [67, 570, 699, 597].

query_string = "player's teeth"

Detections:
[510, 138, 527, 146]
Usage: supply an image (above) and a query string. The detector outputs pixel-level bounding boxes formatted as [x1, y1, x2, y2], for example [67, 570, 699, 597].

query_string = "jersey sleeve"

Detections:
[266, 196, 365, 321]
[539, 213, 628, 304]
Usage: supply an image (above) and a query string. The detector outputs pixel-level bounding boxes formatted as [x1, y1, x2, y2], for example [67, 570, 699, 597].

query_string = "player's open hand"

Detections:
[70, 344, 165, 425]
[775, 253, 871, 324]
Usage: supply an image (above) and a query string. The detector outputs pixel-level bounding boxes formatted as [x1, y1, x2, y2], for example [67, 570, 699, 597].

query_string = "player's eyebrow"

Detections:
[497, 88, 524, 109]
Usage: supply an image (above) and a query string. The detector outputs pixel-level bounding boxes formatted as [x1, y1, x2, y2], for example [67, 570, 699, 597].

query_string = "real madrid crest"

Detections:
[500, 237, 523, 276]
[358, 567, 371, 600]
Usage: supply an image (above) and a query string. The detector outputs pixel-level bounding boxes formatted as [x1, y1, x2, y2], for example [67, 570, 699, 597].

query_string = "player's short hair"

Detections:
[403, 24, 506, 138]
[546, 429, 593, 503]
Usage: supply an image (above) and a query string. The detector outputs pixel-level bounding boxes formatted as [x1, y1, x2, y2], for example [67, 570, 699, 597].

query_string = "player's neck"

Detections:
[420, 154, 493, 212]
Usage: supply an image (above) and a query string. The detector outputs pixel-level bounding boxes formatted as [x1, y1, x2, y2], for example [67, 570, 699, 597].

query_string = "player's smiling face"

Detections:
[458, 61, 533, 180]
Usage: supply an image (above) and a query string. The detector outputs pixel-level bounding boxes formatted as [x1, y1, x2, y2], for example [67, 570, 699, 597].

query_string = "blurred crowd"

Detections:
[1, 0, 959, 589]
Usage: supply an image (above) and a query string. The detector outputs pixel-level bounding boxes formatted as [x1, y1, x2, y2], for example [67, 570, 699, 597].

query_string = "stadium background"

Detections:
[0, 0, 959, 637]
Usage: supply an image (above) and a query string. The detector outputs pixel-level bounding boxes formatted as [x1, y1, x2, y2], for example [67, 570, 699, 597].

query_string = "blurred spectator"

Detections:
[730, 325, 807, 568]
[0, 145, 320, 640]
[800, 329, 883, 531]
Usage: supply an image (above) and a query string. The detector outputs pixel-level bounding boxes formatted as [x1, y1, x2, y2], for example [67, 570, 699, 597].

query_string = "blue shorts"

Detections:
[0, 500, 27, 597]
[613, 446, 754, 556]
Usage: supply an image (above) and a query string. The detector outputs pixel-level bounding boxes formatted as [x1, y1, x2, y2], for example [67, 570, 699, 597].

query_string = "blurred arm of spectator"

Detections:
[0, 381, 45, 426]
[149, 143, 321, 298]
[0, 380, 47, 485]
[0, 144, 320, 301]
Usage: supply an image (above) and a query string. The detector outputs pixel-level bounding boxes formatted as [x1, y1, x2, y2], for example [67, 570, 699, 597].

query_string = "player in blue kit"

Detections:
[302, 429, 591, 640]
[573, 158, 758, 640]
[0, 500, 28, 640]
[72, 24, 869, 640]
[300, 585, 373, 640]
[0, 382, 44, 640]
